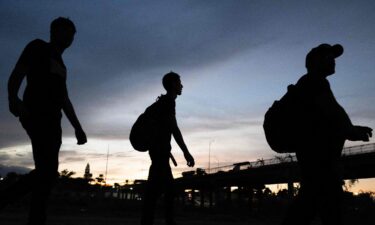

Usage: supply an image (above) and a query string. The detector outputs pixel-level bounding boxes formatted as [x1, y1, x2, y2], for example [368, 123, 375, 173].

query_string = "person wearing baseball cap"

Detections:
[305, 43, 344, 76]
[282, 44, 372, 225]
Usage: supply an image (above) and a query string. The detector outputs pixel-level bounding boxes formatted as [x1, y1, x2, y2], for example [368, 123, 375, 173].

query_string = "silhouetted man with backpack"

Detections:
[4, 17, 87, 225]
[282, 44, 372, 225]
[140, 72, 195, 225]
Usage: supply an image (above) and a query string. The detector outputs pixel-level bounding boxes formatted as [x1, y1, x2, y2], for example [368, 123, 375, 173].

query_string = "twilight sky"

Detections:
[1, 1, 375, 191]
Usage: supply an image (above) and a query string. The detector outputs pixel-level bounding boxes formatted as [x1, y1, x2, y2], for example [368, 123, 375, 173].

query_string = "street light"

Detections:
[208, 139, 215, 173]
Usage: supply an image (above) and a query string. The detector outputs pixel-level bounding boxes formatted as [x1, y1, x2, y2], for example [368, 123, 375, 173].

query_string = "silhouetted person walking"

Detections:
[140, 72, 195, 225]
[3, 17, 87, 225]
[282, 44, 372, 225]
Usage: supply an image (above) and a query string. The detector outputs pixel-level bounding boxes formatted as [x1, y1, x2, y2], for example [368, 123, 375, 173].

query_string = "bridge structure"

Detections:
[120, 143, 375, 208]
[176, 142, 375, 184]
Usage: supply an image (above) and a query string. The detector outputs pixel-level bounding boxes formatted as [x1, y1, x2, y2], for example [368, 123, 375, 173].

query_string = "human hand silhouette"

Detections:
[349, 126, 373, 141]
[75, 128, 87, 145]
[184, 152, 195, 167]
[9, 98, 29, 118]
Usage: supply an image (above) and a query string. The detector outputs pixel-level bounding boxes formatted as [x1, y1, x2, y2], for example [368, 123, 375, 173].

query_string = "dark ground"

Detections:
[1, 194, 374, 225]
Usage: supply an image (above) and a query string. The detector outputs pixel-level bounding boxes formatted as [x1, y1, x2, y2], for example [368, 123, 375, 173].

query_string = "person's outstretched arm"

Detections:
[348, 126, 373, 142]
[172, 119, 195, 167]
[62, 86, 87, 145]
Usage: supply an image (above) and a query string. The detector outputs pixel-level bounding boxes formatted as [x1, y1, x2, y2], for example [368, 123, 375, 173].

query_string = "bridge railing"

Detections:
[205, 154, 297, 175]
[176, 143, 375, 177]
[342, 143, 375, 156]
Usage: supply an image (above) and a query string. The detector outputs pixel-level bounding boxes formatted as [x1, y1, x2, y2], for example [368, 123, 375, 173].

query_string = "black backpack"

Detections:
[129, 101, 160, 152]
[263, 84, 307, 153]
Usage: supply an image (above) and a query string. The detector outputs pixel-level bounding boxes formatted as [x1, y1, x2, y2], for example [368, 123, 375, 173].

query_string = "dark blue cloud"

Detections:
[0, 1, 273, 147]
[1, 0, 375, 150]
[0, 165, 31, 177]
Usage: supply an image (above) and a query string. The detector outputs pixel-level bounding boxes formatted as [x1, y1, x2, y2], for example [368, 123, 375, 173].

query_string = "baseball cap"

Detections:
[305, 44, 344, 69]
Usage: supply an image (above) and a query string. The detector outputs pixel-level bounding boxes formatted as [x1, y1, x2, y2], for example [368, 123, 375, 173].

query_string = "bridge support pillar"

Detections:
[200, 189, 205, 208]
[209, 189, 213, 208]
[226, 186, 232, 204]
[248, 187, 254, 211]
[191, 189, 196, 206]
[287, 181, 294, 199]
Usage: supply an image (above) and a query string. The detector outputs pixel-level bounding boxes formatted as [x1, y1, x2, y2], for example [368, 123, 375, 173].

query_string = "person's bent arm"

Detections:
[62, 87, 87, 145]
[172, 119, 195, 167]
[8, 63, 28, 118]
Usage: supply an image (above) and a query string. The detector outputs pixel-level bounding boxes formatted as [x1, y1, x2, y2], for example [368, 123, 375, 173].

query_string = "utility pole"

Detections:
[105, 144, 110, 185]
[208, 140, 215, 173]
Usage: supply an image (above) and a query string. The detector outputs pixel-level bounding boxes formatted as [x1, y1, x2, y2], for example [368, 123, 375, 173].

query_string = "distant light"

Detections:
[231, 186, 238, 192]
[353, 192, 359, 196]
[130, 187, 133, 191]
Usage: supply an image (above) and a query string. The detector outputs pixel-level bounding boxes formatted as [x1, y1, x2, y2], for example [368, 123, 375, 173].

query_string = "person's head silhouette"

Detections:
[163, 71, 183, 96]
[305, 44, 343, 77]
[50, 17, 76, 50]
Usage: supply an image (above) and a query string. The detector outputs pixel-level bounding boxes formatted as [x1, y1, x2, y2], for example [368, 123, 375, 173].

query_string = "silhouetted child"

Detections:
[140, 72, 195, 225]
[3, 17, 87, 225]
